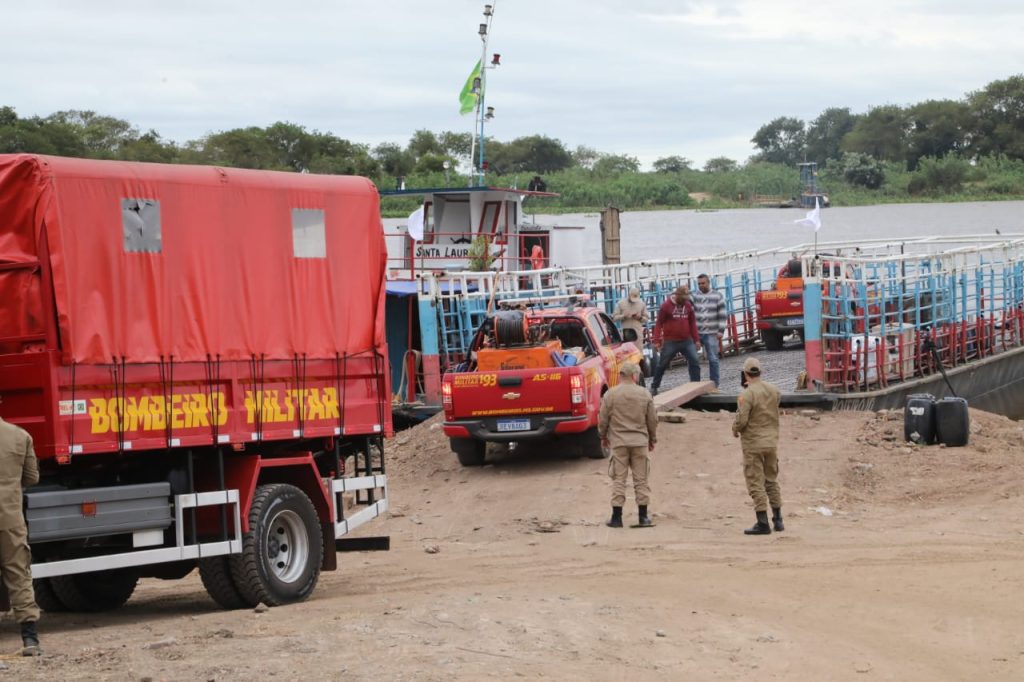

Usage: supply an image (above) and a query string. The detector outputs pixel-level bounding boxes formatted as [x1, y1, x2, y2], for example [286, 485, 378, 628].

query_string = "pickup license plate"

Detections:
[497, 418, 531, 432]
[786, 318, 804, 326]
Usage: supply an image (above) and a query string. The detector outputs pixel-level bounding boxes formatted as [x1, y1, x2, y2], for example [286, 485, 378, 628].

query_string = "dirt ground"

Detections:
[4, 407, 1024, 681]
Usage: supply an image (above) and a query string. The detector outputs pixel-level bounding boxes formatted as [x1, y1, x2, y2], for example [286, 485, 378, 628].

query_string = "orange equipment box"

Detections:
[476, 340, 563, 371]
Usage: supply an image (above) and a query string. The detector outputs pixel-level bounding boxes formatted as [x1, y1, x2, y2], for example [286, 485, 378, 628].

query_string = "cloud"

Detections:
[1, 1, 1022, 168]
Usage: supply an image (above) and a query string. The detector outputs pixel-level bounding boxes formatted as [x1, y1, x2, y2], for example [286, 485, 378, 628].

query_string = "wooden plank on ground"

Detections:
[653, 381, 716, 410]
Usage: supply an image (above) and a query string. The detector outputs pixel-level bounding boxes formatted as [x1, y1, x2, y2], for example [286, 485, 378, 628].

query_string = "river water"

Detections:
[530, 200, 1024, 264]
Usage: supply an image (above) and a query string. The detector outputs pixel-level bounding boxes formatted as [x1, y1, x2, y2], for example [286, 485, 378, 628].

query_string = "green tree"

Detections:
[44, 110, 139, 156]
[571, 145, 600, 169]
[966, 74, 1024, 160]
[703, 156, 738, 173]
[653, 155, 692, 173]
[407, 129, 443, 159]
[0, 106, 16, 127]
[193, 127, 278, 169]
[592, 153, 640, 177]
[413, 152, 449, 174]
[308, 134, 379, 177]
[485, 135, 571, 174]
[264, 121, 317, 171]
[116, 130, 178, 163]
[438, 131, 472, 161]
[841, 105, 908, 163]
[840, 152, 885, 189]
[907, 156, 970, 195]
[905, 100, 970, 170]
[751, 116, 806, 166]
[373, 142, 414, 177]
[804, 107, 858, 165]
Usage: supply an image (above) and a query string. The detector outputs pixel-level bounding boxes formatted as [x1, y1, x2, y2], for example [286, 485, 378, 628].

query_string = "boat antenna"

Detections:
[468, 2, 499, 187]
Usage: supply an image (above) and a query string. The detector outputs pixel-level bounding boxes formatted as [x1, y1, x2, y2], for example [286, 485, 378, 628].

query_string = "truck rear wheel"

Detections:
[579, 427, 610, 459]
[32, 578, 67, 612]
[230, 483, 323, 607]
[200, 556, 255, 609]
[48, 568, 139, 612]
[762, 329, 785, 351]
[451, 438, 486, 466]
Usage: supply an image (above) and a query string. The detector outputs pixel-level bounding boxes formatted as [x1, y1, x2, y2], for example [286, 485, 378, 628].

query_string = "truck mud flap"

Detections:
[336, 536, 391, 552]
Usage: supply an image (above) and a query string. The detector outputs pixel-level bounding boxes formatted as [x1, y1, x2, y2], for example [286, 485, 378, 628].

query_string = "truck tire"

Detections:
[32, 578, 67, 612]
[762, 329, 785, 351]
[451, 438, 486, 466]
[230, 483, 323, 607]
[200, 556, 255, 609]
[579, 427, 610, 459]
[49, 568, 139, 612]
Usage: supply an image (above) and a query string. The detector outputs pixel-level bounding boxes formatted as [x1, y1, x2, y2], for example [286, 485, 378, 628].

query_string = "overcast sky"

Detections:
[3, 1, 1022, 169]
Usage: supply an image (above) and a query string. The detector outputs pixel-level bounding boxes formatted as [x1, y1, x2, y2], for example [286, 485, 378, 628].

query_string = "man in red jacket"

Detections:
[650, 285, 701, 396]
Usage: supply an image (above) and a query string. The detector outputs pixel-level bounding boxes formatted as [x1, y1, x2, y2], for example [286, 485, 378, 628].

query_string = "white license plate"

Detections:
[786, 318, 804, 326]
[497, 418, 531, 432]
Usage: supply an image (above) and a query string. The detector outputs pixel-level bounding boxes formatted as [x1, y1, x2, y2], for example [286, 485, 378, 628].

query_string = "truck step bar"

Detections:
[331, 475, 389, 538]
[31, 490, 242, 579]
[30, 472, 389, 579]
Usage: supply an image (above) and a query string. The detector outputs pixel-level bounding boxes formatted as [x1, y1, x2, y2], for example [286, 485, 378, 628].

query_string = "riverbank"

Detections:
[382, 193, 1024, 218]
[7, 407, 1022, 680]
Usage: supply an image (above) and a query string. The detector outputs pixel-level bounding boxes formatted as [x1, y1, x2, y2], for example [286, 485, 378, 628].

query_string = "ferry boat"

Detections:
[388, 232, 1024, 420]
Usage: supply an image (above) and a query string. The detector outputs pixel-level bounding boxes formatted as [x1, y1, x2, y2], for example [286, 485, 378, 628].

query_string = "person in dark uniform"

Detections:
[527, 175, 547, 192]
[732, 357, 783, 535]
[0, 414, 41, 655]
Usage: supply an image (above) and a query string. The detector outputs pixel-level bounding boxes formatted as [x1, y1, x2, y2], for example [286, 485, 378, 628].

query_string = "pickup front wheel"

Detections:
[451, 437, 486, 466]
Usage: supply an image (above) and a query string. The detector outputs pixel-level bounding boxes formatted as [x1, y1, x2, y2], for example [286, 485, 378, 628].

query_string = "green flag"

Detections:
[459, 60, 482, 115]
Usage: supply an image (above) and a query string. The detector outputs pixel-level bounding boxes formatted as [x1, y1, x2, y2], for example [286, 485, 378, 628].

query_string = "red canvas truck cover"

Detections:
[0, 154, 391, 459]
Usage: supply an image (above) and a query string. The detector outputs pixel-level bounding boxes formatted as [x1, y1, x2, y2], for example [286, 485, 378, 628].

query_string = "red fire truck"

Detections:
[442, 299, 645, 466]
[0, 155, 391, 611]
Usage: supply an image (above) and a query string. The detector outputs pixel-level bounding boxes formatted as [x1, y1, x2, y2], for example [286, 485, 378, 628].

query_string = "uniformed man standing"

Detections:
[0, 414, 41, 655]
[598, 362, 658, 528]
[732, 357, 784, 535]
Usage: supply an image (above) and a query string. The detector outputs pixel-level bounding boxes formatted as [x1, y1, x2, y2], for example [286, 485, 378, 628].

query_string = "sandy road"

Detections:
[4, 409, 1023, 681]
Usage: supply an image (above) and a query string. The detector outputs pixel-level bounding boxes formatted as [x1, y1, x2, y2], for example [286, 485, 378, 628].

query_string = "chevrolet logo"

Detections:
[502, 392, 521, 400]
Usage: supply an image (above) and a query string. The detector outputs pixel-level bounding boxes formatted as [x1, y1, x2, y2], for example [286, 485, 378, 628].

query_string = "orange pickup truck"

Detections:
[441, 300, 645, 466]
[754, 259, 806, 350]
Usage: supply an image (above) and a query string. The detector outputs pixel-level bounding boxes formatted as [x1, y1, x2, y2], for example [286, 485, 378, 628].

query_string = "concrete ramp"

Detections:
[653, 381, 716, 409]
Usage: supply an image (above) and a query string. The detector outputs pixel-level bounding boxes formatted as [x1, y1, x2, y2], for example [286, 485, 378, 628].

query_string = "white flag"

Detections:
[794, 197, 821, 232]
[407, 206, 424, 241]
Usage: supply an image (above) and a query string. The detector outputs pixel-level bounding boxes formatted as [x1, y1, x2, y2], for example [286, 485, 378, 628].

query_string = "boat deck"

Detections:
[655, 337, 807, 397]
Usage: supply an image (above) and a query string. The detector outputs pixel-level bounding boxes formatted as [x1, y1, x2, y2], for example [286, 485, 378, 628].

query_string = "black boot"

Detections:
[21, 621, 42, 656]
[606, 506, 623, 528]
[772, 507, 785, 532]
[637, 504, 652, 527]
[744, 510, 772, 535]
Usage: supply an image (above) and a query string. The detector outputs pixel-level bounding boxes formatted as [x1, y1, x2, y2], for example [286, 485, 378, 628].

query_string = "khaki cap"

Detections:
[619, 361, 641, 379]
[628, 287, 641, 300]
[743, 357, 762, 375]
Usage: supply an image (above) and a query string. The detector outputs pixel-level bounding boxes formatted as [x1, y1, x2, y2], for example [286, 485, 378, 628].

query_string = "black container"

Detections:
[904, 393, 937, 444]
[935, 396, 970, 447]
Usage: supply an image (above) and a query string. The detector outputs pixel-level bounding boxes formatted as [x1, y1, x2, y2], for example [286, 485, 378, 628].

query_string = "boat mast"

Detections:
[468, 2, 498, 187]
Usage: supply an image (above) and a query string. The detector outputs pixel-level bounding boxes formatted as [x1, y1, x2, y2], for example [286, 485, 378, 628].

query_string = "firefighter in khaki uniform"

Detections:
[598, 362, 658, 528]
[0, 415, 42, 655]
[732, 357, 784, 536]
